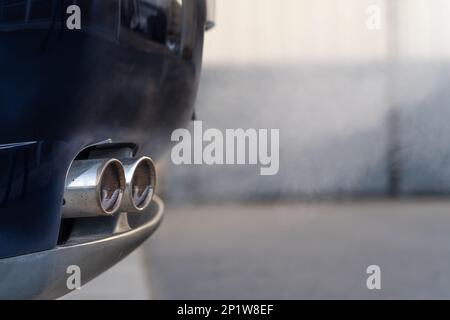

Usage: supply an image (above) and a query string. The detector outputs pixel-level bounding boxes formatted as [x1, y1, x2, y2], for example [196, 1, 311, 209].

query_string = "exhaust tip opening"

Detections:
[98, 159, 126, 215]
[131, 158, 155, 210]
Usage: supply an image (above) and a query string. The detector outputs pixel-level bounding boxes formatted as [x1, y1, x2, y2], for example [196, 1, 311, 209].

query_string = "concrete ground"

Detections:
[64, 200, 450, 299]
[63, 248, 152, 300]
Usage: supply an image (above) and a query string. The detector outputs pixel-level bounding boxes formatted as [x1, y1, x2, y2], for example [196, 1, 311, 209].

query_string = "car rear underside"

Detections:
[0, 0, 210, 299]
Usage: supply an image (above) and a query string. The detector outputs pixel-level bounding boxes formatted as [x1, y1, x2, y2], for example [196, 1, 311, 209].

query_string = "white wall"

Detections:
[204, 0, 387, 65]
[204, 0, 450, 64]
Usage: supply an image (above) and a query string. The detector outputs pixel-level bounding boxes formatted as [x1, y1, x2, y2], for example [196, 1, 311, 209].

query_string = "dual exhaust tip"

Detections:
[63, 157, 156, 218]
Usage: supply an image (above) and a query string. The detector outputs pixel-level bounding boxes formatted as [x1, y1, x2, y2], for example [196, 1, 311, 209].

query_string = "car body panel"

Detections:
[0, 0, 206, 258]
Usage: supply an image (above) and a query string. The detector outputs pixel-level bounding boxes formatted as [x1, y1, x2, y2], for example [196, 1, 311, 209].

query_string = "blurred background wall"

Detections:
[165, 0, 450, 203]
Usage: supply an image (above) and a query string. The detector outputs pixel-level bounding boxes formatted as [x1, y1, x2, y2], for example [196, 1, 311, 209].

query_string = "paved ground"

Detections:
[63, 249, 152, 300]
[64, 200, 450, 299]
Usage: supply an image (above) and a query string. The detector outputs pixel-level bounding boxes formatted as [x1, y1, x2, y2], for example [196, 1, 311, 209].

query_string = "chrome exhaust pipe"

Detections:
[120, 156, 156, 213]
[62, 159, 126, 218]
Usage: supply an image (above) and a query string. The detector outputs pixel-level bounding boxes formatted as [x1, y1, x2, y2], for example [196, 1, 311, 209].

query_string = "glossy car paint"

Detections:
[0, 0, 206, 258]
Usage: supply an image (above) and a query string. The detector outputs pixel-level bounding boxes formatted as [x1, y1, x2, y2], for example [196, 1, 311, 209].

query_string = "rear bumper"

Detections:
[0, 195, 164, 300]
